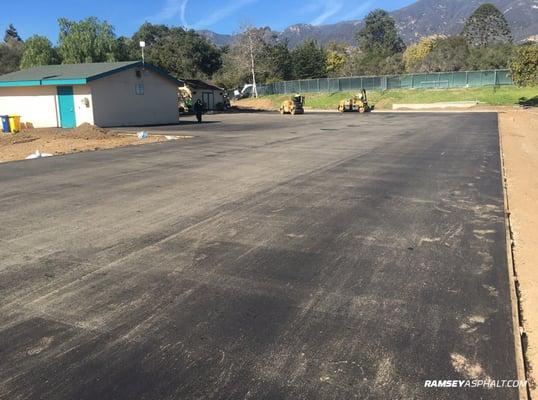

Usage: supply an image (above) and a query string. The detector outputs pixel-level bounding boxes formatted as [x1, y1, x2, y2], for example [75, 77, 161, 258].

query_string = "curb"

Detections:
[499, 112, 531, 400]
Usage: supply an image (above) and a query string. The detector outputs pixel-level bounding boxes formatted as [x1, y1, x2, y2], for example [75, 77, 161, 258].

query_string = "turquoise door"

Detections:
[57, 86, 76, 128]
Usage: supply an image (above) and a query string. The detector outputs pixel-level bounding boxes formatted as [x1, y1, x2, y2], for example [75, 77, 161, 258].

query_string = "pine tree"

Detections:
[4, 24, 22, 44]
[356, 10, 405, 57]
[291, 39, 327, 79]
[462, 4, 512, 47]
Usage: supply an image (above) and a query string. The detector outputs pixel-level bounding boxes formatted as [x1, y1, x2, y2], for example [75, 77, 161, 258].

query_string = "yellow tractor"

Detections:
[338, 89, 373, 113]
[280, 94, 305, 115]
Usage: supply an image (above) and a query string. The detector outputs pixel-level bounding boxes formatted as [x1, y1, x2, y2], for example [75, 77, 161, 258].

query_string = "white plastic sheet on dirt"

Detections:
[25, 151, 53, 160]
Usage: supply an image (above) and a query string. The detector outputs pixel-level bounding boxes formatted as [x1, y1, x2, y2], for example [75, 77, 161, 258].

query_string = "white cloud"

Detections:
[309, 0, 375, 25]
[345, 0, 375, 20]
[191, 0, 257, 29]
[311, 1, 344, 25]
[179, 0, 189, 26]
[151, 0, 189, 27]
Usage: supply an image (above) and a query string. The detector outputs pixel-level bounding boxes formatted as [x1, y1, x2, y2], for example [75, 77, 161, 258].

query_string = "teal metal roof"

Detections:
[0, 61, 181, 87]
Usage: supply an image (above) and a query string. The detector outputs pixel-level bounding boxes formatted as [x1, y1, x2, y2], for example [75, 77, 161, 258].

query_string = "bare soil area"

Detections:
[0, 123, 166, 163]
[231, 98, 275, 110]
[499, 109, 538, 394]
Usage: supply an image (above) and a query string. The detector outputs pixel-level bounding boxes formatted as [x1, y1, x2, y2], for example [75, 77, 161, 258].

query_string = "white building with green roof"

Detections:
[0, 61, 181, 128]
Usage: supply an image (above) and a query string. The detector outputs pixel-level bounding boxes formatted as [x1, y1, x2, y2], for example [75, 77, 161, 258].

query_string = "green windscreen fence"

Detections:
[256, 70, 513, 96]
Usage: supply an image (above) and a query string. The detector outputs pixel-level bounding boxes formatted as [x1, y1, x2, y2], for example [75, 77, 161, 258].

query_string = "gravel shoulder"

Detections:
[499, 109, 538, 395]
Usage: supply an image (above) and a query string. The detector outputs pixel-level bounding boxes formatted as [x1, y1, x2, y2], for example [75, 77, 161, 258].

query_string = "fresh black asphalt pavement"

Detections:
[0, 112, 519, 399]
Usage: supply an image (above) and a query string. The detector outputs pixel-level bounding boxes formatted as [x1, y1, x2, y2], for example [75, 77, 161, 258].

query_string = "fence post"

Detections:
[494, 70, 498, 86]
[465, 71, 469, 87]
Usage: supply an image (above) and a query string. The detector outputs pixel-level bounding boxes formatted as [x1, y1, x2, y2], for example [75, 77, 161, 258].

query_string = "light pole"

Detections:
[139, 41, 146, 68]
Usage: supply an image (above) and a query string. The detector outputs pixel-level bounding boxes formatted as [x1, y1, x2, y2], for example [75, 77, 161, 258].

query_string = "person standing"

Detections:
[193, 99, 204, 123]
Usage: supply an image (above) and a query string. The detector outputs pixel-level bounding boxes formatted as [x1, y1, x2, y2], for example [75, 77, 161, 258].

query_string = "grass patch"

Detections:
[256, 86, 538, 110]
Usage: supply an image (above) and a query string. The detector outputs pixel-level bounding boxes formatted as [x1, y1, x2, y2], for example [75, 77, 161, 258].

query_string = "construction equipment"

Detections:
[338, 89, 373, 113]
[280, 94, 305, 115]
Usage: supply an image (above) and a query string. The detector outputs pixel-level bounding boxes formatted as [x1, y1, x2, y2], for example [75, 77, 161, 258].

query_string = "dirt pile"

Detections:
[232, 98, 275, 111]
[68, 123, 118, 139]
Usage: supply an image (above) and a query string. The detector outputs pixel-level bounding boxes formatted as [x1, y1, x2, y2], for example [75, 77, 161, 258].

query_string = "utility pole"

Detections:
[247, 32, 258, 98]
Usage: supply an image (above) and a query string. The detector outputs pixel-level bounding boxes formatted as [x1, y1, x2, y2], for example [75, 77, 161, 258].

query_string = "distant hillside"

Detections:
[392, 0, 538, 43]
[199, 0, 538, 47]
[196, 30, 234, 47]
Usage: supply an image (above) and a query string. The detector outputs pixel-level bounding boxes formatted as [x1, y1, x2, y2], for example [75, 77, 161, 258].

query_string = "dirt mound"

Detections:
[67, 123, 118, 140]
[233, 98, 275, 111]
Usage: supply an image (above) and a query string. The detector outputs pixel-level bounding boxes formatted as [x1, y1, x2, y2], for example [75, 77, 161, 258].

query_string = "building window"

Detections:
[135, 83, 144, 95]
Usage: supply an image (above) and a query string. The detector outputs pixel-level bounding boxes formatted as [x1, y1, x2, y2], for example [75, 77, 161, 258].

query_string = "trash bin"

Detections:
[0, 115, 9, 133]
[8, 115, 20, 133]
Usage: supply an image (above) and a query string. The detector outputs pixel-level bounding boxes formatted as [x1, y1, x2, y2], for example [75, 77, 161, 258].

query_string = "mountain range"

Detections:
[199, 0, 538, 47]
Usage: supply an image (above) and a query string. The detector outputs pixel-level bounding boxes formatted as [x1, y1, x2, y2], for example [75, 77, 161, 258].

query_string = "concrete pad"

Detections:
[393, 101, 479, 110]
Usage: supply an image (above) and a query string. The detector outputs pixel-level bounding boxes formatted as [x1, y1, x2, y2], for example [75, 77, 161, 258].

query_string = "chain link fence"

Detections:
[256, 69, 513, 96]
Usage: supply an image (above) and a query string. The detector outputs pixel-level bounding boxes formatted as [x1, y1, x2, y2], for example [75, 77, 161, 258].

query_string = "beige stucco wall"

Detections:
[0, 86, 58, 128]
[90, 67, 178, 127]
[188, 88, 225, 110]
[0, 84, 94, 128]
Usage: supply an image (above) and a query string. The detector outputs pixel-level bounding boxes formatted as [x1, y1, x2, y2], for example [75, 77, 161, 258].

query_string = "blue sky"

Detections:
[4, 0, 416, 42]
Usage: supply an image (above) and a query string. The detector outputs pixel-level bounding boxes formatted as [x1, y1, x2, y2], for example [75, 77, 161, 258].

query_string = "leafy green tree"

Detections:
[356, 9, 405, 57]
[58, 17, 119, 63]
[509, 44, 538, 86]
[132, 23, 171, 48]
[263, 41, 293, 82]
[0, 44, 23, 74]
[291, 39, 327, 79]
[462, 3, 512, 47]
[146, 27, 222, 79]
[469, 43, 516, 70]
[420, 36, 471, 72]
[20, 35, 58, 69]
[403, 36, 438, 72]
[325, 42, 349, 77]
[115, 36, 135, 62]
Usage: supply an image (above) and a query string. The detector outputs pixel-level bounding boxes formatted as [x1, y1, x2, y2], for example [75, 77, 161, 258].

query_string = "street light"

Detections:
[140, 41, 146, 68]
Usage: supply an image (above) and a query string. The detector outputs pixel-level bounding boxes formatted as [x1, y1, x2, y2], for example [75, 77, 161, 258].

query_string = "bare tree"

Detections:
[232, 25, 269, 97]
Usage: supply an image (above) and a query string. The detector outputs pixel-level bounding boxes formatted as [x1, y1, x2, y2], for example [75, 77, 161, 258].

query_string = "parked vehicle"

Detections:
[337, 89, 373, 113]
[280, 94, 305, 115]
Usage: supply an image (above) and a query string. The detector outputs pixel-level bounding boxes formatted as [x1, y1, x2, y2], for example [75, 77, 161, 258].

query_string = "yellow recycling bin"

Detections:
[8, 115, 21, 133]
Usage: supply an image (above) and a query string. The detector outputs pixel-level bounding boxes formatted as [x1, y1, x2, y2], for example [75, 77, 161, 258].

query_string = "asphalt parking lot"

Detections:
[0, 112, 519, 399]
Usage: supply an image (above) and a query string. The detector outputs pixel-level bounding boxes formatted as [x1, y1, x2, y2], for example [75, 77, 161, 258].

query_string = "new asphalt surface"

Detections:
[0, 112, 518, 399]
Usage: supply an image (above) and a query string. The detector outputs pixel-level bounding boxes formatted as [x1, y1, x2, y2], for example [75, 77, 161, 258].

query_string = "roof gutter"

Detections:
[0, 78, 87, 87]
[0, 61, 181, 88]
